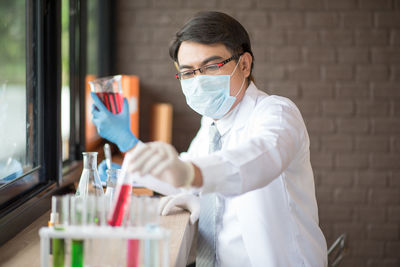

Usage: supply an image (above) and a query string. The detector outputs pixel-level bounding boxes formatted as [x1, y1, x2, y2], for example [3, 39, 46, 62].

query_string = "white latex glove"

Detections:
[158, 193, 200, 224]
[123, 141, 195, 188]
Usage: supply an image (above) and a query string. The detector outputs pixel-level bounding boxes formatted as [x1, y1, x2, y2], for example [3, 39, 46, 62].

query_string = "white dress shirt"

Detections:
[181, 82, 327, 267]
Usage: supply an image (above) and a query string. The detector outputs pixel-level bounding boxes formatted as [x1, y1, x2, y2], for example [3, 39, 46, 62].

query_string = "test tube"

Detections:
[51, 195, 69, 267]
[107, 170, 132, 227]
[125, 196, 142, 267]
[70, 196, 86, 267]
[144, 197, 160, 267]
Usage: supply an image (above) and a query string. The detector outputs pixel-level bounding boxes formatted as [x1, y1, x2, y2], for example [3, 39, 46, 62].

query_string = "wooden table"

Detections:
[0, 208, 195, 267]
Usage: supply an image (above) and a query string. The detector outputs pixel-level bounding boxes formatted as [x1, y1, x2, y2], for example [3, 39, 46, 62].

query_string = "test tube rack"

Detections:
[39, 225, 170, 267]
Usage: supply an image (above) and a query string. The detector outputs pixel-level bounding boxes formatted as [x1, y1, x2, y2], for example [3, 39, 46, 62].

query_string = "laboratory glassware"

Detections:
[51, 195, 69, 267]
[75, 152, 104, 197]
[105, 168, 120, 208]
[70, 196, 86, 267]
[89, 75, 124, 114]
[107, 170, 132, 226]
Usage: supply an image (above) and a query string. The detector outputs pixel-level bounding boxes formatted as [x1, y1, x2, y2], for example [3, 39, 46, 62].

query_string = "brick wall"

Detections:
[114, 0, 400, 266]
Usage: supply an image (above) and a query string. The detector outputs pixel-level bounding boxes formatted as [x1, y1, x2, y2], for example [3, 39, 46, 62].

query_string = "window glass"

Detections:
[87, 0, 99, 76]
[0, 0, 34, 185]
[61, 0, 70, 161]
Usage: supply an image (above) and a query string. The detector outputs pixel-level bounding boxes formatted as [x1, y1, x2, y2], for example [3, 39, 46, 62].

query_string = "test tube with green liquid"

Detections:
[70, 196, 86, 267]
[51, 195, 69, 267]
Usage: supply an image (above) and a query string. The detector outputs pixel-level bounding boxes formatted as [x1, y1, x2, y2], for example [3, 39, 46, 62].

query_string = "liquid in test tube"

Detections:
[107, 170, 132, 226]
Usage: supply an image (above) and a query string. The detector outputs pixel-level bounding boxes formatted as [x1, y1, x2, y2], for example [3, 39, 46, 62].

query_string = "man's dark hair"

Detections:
[169, 11, 255, 81]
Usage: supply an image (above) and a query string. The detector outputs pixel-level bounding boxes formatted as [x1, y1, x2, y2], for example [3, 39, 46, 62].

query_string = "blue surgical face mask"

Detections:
[180, 57, 245, 119]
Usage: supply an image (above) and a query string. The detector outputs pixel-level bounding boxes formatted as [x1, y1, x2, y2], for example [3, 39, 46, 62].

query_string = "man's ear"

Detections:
[241, 52, 252, 78]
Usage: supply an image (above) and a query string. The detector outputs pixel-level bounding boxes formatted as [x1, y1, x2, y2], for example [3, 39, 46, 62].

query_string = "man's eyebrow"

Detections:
[178, 55, 224, 70]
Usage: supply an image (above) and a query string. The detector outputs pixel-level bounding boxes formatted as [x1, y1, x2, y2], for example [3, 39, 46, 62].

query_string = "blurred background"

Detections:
[0, 0, 399, 266]
[113, 1, 400, 267]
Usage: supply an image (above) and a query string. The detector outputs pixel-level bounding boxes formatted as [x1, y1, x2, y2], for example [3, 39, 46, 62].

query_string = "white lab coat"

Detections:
[181, 82, 327, 267]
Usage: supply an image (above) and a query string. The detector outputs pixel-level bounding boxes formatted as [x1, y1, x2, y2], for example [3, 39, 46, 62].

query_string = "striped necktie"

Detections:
[196, 122, 221, 267]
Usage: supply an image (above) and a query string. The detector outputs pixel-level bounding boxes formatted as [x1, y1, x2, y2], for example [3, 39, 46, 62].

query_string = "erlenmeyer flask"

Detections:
[75, 152, 104, 197]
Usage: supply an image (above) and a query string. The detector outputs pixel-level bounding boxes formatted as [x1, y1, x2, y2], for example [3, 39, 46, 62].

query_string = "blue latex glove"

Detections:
[98, 159, 121, 184]
[91, 92, 139, 152]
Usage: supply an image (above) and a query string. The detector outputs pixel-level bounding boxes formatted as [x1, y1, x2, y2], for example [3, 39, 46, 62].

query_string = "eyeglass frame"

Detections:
[175, 52, 244, 80]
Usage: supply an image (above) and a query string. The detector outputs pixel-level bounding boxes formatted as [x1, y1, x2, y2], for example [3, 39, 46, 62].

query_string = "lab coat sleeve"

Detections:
[190, 98, 307, 196]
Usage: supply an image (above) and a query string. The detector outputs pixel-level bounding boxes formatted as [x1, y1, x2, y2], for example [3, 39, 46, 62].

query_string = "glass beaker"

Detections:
[89, 75, 124, 114]
[75, 152, 104, 197]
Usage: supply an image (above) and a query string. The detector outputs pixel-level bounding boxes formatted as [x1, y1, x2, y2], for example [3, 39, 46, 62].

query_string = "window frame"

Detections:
[0, 0, 88, 245]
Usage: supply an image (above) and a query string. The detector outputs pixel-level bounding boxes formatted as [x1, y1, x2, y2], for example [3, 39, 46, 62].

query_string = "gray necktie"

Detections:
[197, 122, 221, 267]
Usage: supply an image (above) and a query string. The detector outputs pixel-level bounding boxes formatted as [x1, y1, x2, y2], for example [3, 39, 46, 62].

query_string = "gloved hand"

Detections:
[158, 192, 200, 224]
[123, 142, 195, 188]
[91, 92, 138, 152]
[98, 159, 122, 183]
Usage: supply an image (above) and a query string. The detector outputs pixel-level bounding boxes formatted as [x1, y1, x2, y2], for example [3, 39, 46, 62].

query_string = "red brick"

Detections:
[367, 224, 398, 241]
[268, 82, 299, 97]
[304, 47, 336, 63]
[356, 100, 390, 116]
[295, 100, 320, 115]
[370, 154, 400, 169]
[323, 65, 354, 81]
[267, 46, 301, 63]
[152, 0, 182, 8]
[391, 30, 400, 45]
[372, 83, 400, 98]
[324, 0, 357, 10]
[333, 223, 365, 241]
[358, 0, 393, 10]
[320, 30, 354, 45]
[334, 187, 367, 204]
[300, 82, 333, 98]
[320, 170, 354, 186]
[318, 205, 353, 222]
[352, 240, 384, 257]
[388, 206, 400, 222]
[255, 63, 285, 81]
[355, 30, 389, 45]
[337, 47, 369, 63]
[321, 134, 353, 152]
[335, 153, 369, 169]
[306, 118, 335, 134]
[356, 65, 390, 82]
[287, 30, 320, 45]
[235, 11, 268, 27]
[355, 206, 386, 223]
[338, 118, 369, 133]
[315, 187, 333, 203]
[372, 48, 400, 63]
[372, 118, 400, 134]
[342, 11, 373, 27]
[256, 0, 287, 9]
[310, 151, 334, 168]
[368, 188, 400, 204]
[336, 82, 370, 98]
[271, 12, 304, 28]
[322, 100, 354, 116]
[355, 171, 388, 187]
[392, 65, 400, 81]
[355, 136, 390, 153]
[375, 12, 400, 27]
[288, 0, 322, 9]
[306, 12, 339, 28]
[288, 65, 321, 81]
[251, 29, 286, 45]
[385, 241, 400, 258]
[367, 259, 400, 267]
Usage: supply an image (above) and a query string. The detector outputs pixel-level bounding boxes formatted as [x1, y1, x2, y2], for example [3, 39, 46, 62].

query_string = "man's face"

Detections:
[177, 41, 250, 114]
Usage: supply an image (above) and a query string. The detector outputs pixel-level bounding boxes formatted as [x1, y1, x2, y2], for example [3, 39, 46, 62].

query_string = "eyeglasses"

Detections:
[175, 53, 242, 80]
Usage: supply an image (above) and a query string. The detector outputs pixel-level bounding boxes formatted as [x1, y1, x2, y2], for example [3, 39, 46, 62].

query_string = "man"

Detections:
[92, 11, 327, 267]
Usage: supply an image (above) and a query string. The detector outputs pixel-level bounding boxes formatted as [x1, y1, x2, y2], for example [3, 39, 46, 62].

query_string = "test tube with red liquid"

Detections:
[107, 169, 132, 227]
[89, 75, 124, 114]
